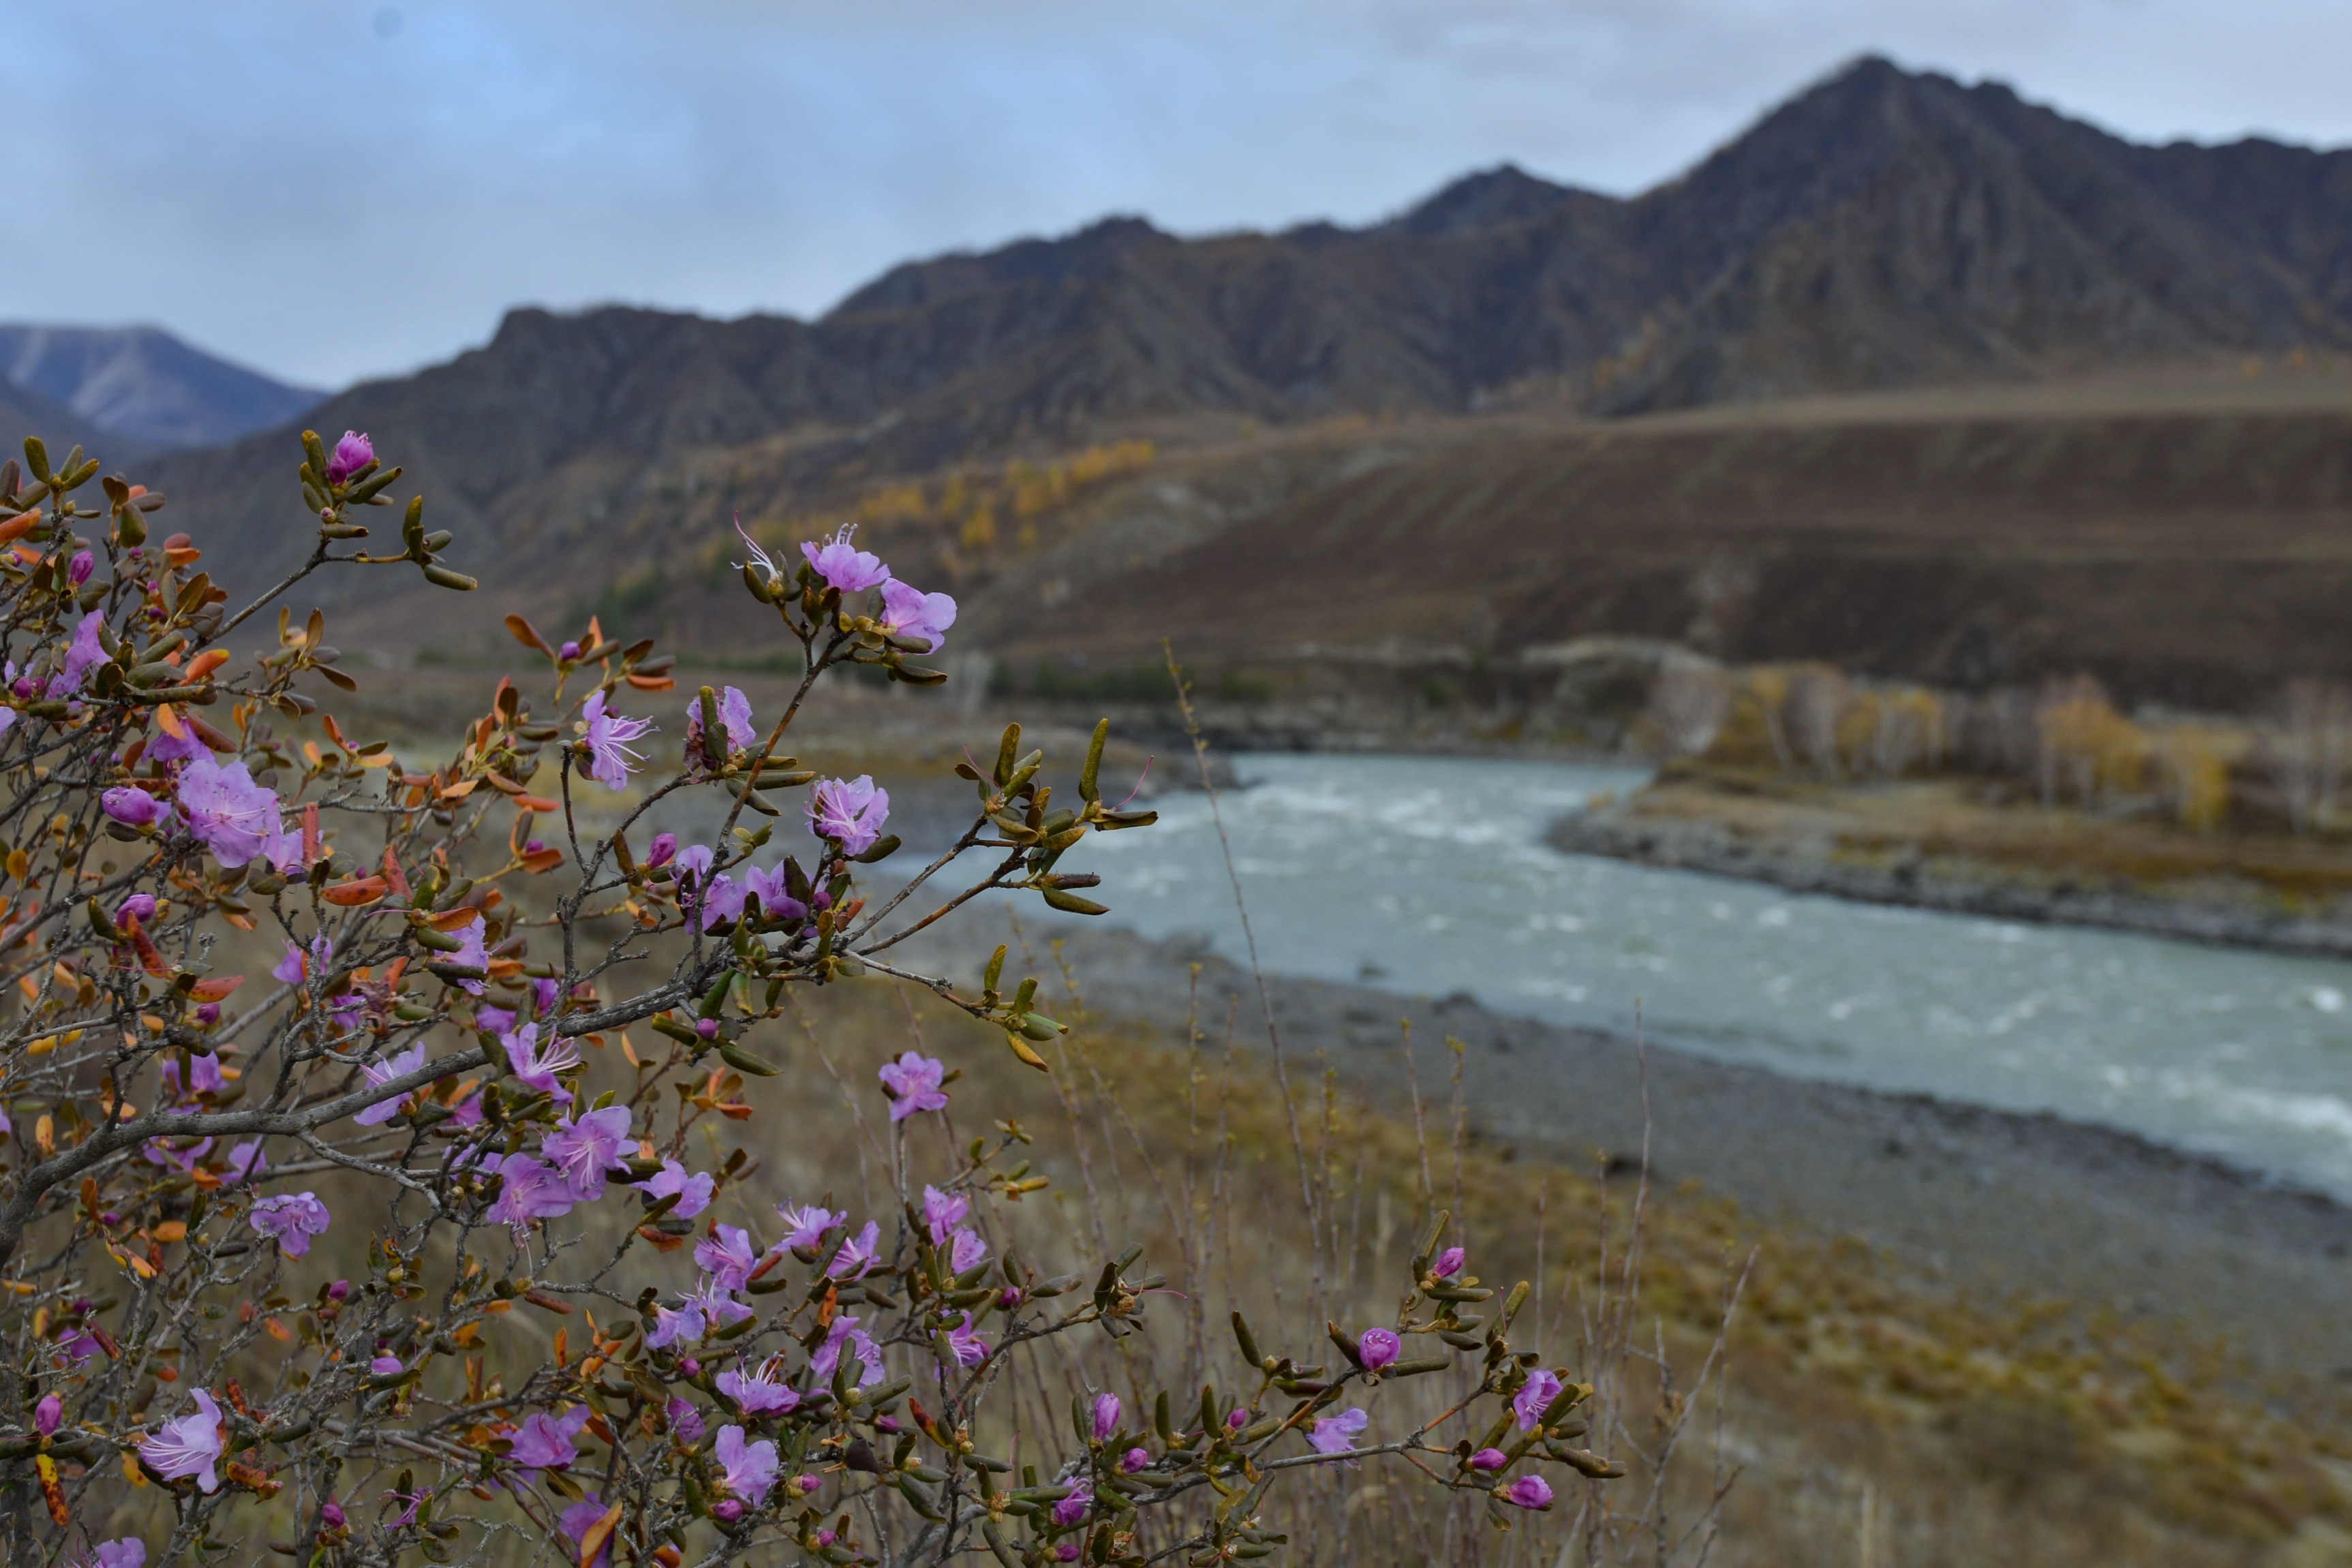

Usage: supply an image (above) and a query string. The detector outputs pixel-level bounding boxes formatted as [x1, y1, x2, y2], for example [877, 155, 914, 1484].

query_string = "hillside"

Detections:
[0, 324, 322, 448]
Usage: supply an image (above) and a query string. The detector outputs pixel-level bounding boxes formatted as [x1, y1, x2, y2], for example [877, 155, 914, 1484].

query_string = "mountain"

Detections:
[0, 325, 324, 450]
[125, 55, 2352, 655]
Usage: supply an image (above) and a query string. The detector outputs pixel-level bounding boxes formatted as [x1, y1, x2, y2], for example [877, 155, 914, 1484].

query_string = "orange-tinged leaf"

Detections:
[428, 907, 483, 934]
[515, 795, 561, 814]
[263, 1317, 292, 1342]
[185, 648, 229, 681]
[522, 847, 565, 872]
[0, 511, 39, 544]
[483, 771, 525, 796]
[439, 779, 478, 801]
[321, 876, 388, 907]
[154, 704, 188, 740]
[578, 1501, 624, 1568]
[624, 673, 676, 691]
[187, 974, 243, 1002]
[505, 614, 551, 654]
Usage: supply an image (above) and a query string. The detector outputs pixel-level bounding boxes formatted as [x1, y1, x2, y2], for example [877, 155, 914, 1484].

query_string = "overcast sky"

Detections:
[7, 1, 2350, 390]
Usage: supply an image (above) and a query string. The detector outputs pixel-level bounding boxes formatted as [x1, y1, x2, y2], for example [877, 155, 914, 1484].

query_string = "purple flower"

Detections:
[139, 1388, 224, 1491]
[1227, 1408, 1249, 1432]
[382, 1486, 426, 1528]
[1306, 1407, 1368, 1457]
[542, 1105, 633, 1201]
[1051, 1479, 1093, 1527]
[878, 578, 957, 654]
[101, 787, 166, 829]
[485, 1153, 575, 1230]
[686, 686, 757, 756]
[578, 690, 654, 792]
[694, 873, 746, 932]
[1503, 1475, 1554, 1510]
[799, 524, 889, 594]
[273, 937, 327, 986]
[646, 831, 677, 868]
[368, 1355, 403, 1377]
[143, 1135, 213, 1175]
[50, 611, 107, 696]
[1119, 1447, 1150, 1473]
[945, 1315, 989, 1368]
[635, 1158, 714, 1219]
[35, 1393, 61, 1434]
[643, 1300, 705, 1351]
[694, 1226, 762, 1292]
[143, 723, 211, 769]
[506, 1404, 589, 1470]
[500, 1024, 579, 1105]
[714, 1424, 779, 1509]
[353, 1043, 427, 1126]
[558, 640, 581, 662]
[67, 550, 93, 587]
[876, 1051, 947, 1122]
[809, 775, 889, 856]
[175, 759, 286, 868]
[949, 1228, 988, 1272]
[716, 1360, 801, 1415]
[810, 1315, 883, 1388]
[827, 1220, 881, 1281]
[1090, 1394, 1120, 1441]
[92, 1539, 145, 1568]
[921, 1185, 968, 1244]
[1433, 1246, 1465, 1280]
[446, 918, 488, 997]
[737, 861, 807, 924]
[560, 1492, 615, 1568]
[324, 430, 374, 487]
[685, 1277, 752, 1330]
[320, 1500, 347, 1531]
[1469, 1447, 1508, 1472]
[776, 1201, 840, 1252]
[114, 893, 157, 926]
[249, 1193, 331, 1257]
[473, 1002, 516, 1035]
[1513, 1369, 1563, 1432]
[666, 1398, 705, 1441]
[672, 842, 714, 885]
[1357, 1327, 1401, 1372]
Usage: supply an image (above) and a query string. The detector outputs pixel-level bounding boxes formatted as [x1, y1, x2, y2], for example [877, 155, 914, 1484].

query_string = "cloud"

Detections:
[3, 0, 2347, 388]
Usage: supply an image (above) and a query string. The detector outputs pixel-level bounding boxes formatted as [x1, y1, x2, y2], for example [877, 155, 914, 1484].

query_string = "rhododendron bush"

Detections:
[0, 430, 1614, 1567]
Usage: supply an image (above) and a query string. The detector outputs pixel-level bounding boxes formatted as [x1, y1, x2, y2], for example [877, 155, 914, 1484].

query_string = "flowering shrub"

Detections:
[0, 429, 1613, 1566]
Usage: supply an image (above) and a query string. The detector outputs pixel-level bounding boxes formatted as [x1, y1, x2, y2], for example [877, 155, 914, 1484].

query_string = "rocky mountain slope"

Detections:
[0, 325, 322, 449]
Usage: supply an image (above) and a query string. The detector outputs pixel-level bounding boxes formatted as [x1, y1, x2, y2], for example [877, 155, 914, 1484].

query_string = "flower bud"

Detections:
[324, 430, 373, 487]
[1503, 1475, 1554, 1509]
[101, 786, 164, 828]
[33, 1393, 60, 1435]
[647, 831, 677, 868]
[695, 1018, 719, 1040]
[1433, 1246, 1466, 1279]
[1469, 1447, 1507, 1471]
[1091, 1393, 1120, 1440]
[1119, 1447, 1150, 1473]
[1357, 1327, 1401, 1372]
[321, 1501, 348, 1530]
[67, 551, 92, 586]
[558, 641, 581, 662]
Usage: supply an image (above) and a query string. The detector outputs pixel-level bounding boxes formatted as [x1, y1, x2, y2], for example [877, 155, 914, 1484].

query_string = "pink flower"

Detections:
[685, 686, 757, 755]
[809, 774, 889, 856]
[799, 524, 889, 594]
[878, 578, 958, 653]
[1433, 1246, 1465, 1279]
[91, 1539, 144, 1568]
[694, 1226, 762, 1292]
[921, 1184, 968, 1244]
[948, 1228, 988, 1272]
[827, 1220, 881, 1281]
[1513, 1369, 1563, 1432]
[1051, 1479, 1093, 1527]
[685, 1277, 752, 1330]
[665, 1398, 704, 1441]
[578, 690, 654, 791]
[945, 1314, 988, 1368]
[1469, 1447, 1508, 1472]
[67, 550, 93, 587]
[634, 1158, 714, 1219]
[1357, 1327, 1401, 1372]
[506, 1404, 589, 1470]
[542, 1105, 633, 1201]
[324, 430, 374, 487]
[101, 787, 166, 829]
[643, 1300, 705, 1351]
[249, 1192, 331, 1257]
[1306, 1406, 1368, 1457]
[368, 1355, 403, 1377]
[485, 1153, 575, 1230]
[876, 1051, 946, 1122]
[646, 831, 677, 868]
[560, 1492, 615, 1568]
[810, 1315, 883, 1388]
[273, 935, 329, 985]
[224, 1140, 267, 1184]
[776, 1201, 842, 1252]
[353, 1043, 426, 1126]
[446, 917, 488, 997]
[139, 1388, 224, 1491]
[175, 759, 286, 867]
[1119, 1447, 1150, 1473]
[717, 1360, 800, 1415]
[34, 1393, 61, 1434]
[50, 611, 107, 696]
[500, 1023, 579, 1105]
[739, 861, 806, 923]
[713, 1424, 778, 1507]
[1090, 1394, 1120, 1440]
[1503, 1474, 1554, 1509]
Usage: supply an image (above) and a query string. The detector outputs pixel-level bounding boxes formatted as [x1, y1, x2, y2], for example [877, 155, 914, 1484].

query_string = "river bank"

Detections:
[1550, 772, 2352, 958]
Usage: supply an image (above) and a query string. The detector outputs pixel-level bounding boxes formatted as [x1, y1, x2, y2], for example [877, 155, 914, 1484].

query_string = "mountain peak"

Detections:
[0, 324, 322, 449]
[1388, 163, 1589, 236]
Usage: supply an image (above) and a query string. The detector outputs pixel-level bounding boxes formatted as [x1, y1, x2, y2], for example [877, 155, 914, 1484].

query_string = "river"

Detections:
[1056, 752, 2352, 1199]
